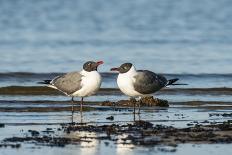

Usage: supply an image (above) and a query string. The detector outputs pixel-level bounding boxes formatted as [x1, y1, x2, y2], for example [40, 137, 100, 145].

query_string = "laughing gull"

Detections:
[111, 62, 179, 113]
[39, 61, 104, 117]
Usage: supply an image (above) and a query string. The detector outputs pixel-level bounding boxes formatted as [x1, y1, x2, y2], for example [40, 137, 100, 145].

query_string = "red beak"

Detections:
[96, 61, 104, 66]
[110, 67, 119, 71]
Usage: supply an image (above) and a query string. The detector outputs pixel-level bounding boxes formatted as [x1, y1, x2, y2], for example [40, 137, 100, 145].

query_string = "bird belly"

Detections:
[72, 72, 101, 97]
[117, 75, 142, 97]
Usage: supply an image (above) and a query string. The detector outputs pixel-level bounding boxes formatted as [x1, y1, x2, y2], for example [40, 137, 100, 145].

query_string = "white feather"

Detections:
[72, 70, 102, 97]
[117, 66, 142, 97]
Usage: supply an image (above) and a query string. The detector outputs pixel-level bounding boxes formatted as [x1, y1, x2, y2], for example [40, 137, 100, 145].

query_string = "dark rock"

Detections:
[3, 120, 232, 148]
[101, 101, 116, 106]
[134, 120, 153, 129]
[209, 113, 232, 117]
[0, 143, 21, 148]
[158, 147, 177, 152]
[0, 123, 5, 128]
[106, 116, 114, 121]
[100, 97, 169, 107]
[140, 96, 169, 107]
[28, 130, 40, 136]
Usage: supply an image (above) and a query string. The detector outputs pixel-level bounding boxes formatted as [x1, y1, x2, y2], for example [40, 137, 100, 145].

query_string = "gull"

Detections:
[39, 61, 104, 120]
[111, 62, 180, 114]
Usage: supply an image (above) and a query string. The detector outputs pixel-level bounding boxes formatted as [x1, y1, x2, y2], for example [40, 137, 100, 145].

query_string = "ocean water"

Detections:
[0, 0, 231, 74]
[0, 0, 231, 108]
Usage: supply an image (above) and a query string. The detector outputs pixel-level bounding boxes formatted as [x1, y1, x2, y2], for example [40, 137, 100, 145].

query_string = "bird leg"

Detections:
[71, 97, 74, 113]
[80, 97, 83, 112]
[130, 97, 136, 122]
[138, 99, 141, 114]
[133, 102, 136, 115]
[71, 97, 74, 124]
[130, 97, 137, 114]
[80, 97, 84, 123]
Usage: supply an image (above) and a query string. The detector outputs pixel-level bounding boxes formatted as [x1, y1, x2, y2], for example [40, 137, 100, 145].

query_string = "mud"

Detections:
[2, 120, 232, 148]
[3, 136, 83, 147]
[0, 106, 96, 112]
[1, 99, 232, 113]
[0, 97, 170, 113]
[62, 120, 232, 145]
[0, 143, 21, 148]
[209, 113, 232, 117]
[1, 86, 232, 96]
[0, 86, 119, 96]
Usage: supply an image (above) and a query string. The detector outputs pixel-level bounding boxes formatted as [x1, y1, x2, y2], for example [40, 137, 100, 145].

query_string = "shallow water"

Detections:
[0, 106, 232, 155]
[0, 73, 232, 155]
[1, 143, 232, 155]
[1, 72, 232, 88]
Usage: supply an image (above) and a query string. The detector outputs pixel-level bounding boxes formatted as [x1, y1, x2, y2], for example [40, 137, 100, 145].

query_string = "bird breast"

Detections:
[72, 71, 102, 97]
[117, 73, 142, 97]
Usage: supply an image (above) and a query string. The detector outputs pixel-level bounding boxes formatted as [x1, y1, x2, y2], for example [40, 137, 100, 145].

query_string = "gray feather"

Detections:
[133, 70, 167, 94]
[51, 72, 83, 95]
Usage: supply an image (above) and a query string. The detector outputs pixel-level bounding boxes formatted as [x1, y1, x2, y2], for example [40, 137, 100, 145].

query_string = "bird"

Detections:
[111, 62, 180, 114]
[38, 61, 104, 121]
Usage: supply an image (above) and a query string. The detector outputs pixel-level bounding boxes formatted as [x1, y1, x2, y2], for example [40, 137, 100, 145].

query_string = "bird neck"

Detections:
[81, 69, 99, 76]
[120, 65, 137, 77]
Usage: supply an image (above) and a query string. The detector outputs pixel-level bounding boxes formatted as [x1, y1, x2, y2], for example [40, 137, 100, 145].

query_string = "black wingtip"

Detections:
[171, 83, 188, 85]
[167, 78, 188, 85]
[37, 80, 51, 84]
[167, 78, 179, 85]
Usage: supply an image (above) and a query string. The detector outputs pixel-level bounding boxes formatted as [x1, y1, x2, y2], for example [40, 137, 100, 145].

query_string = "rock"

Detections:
[0, 123, 5, 128]
[134, 120, 153, 128]
[101, 101, 116, 106]
[140, 96, 169, 107]
[100, 97, 169, 107]
[28, 130, 40, 136]
[106, 116, 114, 121]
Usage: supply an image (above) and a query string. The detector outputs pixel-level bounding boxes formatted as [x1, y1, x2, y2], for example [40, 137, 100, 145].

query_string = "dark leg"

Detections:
[138, 113, 141, 121]
[130, 97, 136, 114]
[71, 97, 74, 123]
[138, 99, 141, 114]
[133, 109, 136, 122]
[80, 97, 84, 123]
[133, 101, 136, 114]
[80, 97, 84, 112]
[130, 97, 136, 121]
[71, 97, 74, 113]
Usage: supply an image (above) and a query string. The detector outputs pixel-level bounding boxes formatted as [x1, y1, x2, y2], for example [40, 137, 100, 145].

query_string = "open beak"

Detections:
[96, 61, 104, 66]
[110, 67, 119, 71]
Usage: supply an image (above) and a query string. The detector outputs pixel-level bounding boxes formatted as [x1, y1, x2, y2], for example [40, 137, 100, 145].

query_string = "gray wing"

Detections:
[133, 70, 168, 94]
[51, 71, 83, 95]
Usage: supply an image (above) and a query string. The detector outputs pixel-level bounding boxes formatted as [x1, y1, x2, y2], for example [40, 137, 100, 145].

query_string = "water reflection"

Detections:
[65, 131, 99, 155]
